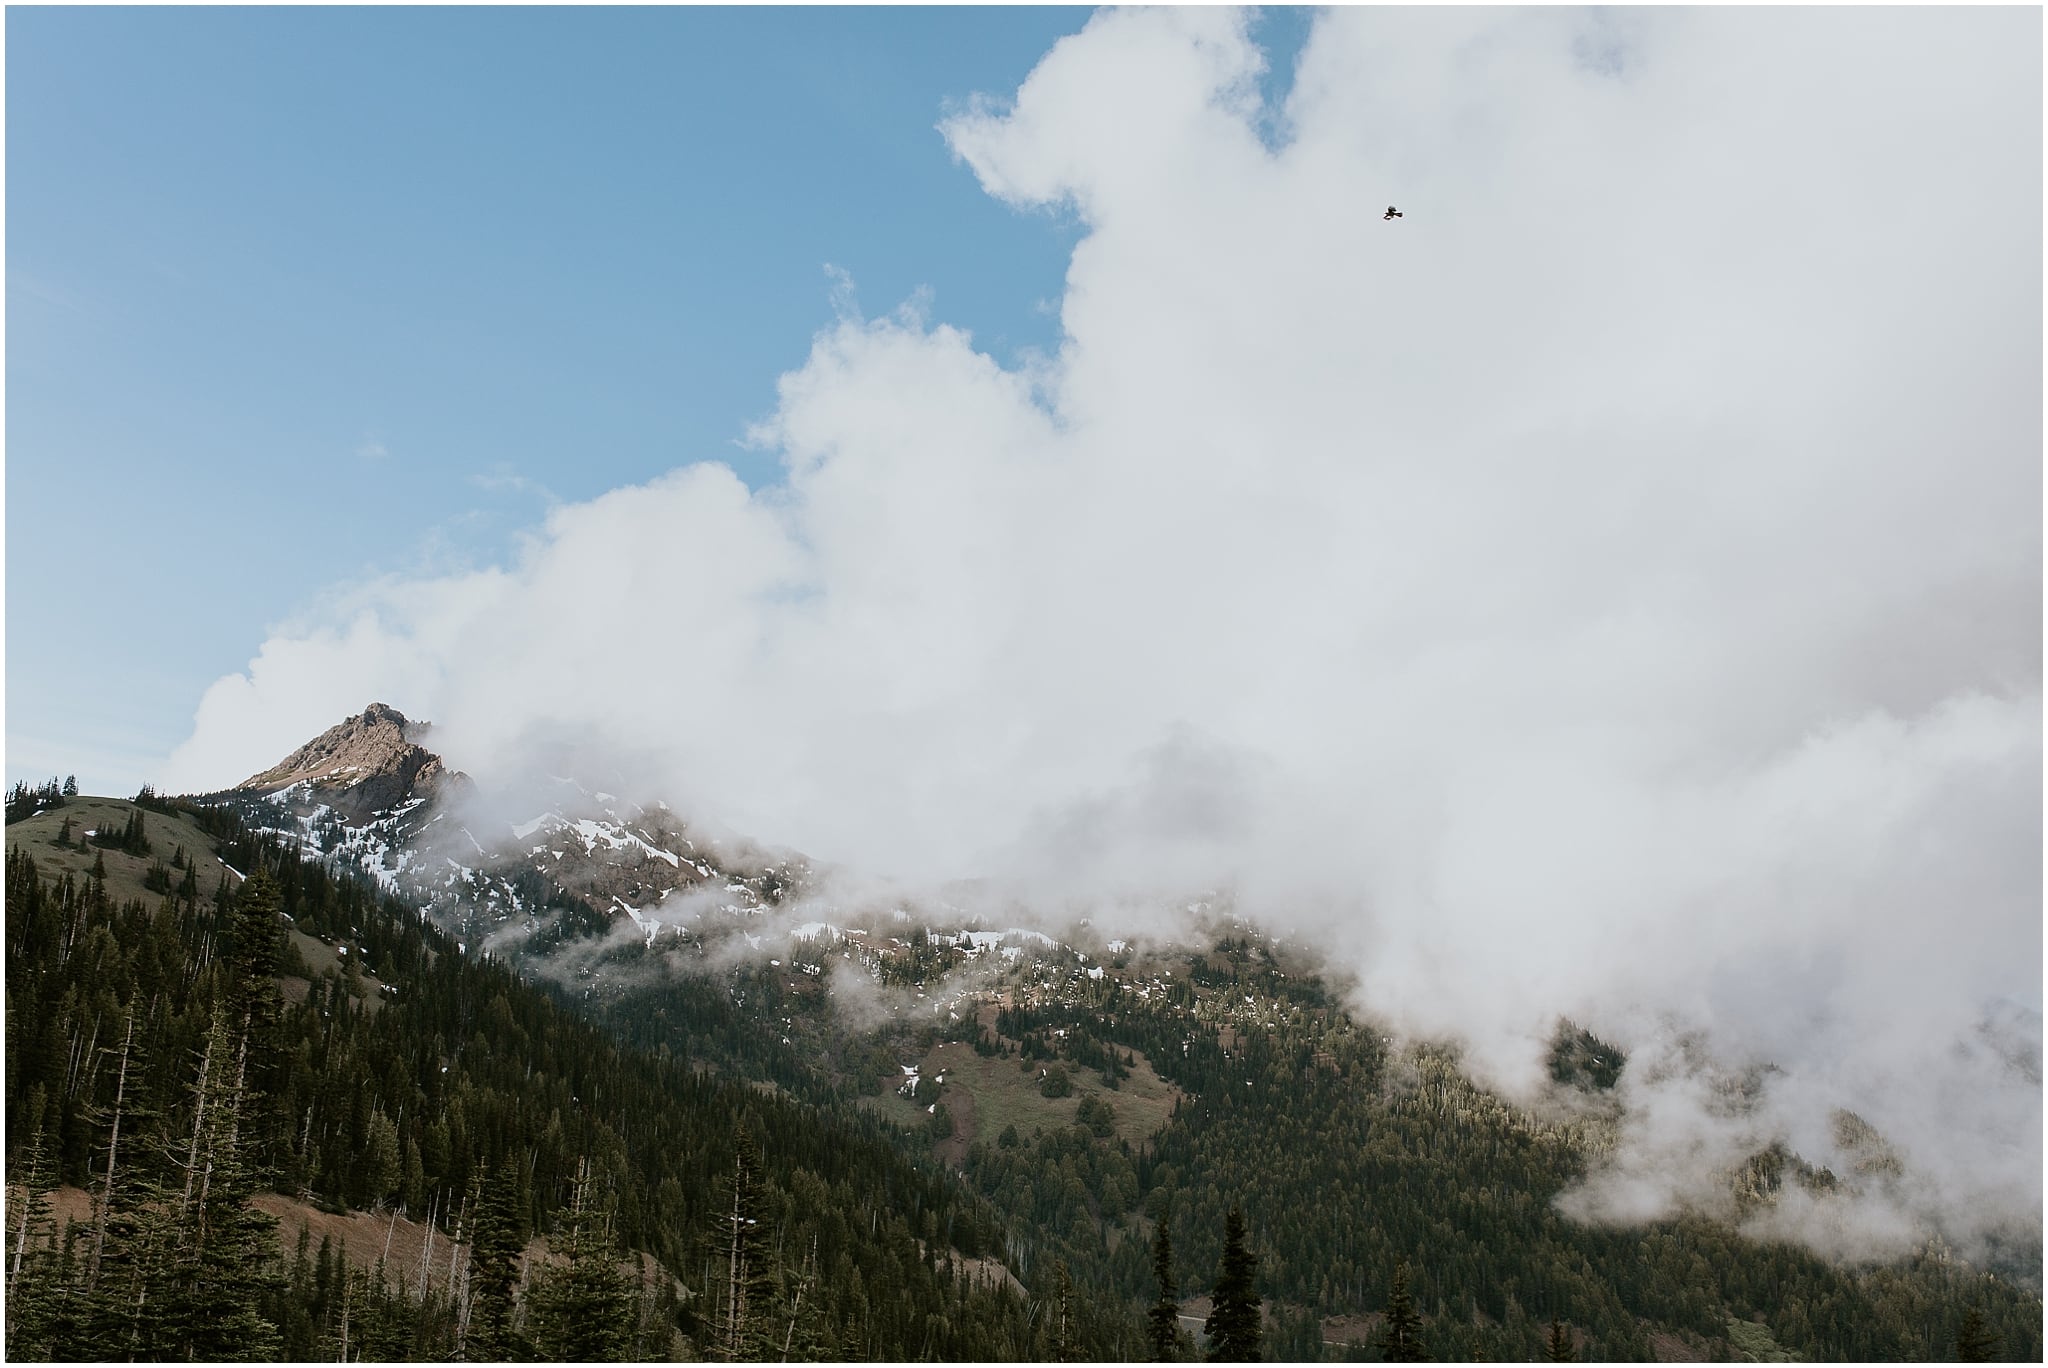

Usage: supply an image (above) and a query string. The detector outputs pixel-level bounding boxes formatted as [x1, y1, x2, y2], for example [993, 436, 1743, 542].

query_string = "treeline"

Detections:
[1, 798, 1130, 1360]
[4, 776, 76, 825]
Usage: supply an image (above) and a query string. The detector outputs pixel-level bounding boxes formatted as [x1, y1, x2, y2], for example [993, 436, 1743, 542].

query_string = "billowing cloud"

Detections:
[165, 7, 2039, 1250]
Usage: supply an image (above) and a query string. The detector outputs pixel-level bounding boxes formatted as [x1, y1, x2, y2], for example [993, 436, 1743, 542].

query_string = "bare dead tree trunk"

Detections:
[9, 1198, 27, 1289]
[338, 1265, 352, 1362]
[179, 1023, 219, 1221]
[11, 1125, 46, 1284]
[79, 1017, 102, 1098]
[219, 1016, 251, 1187]
[451, 1197, 474, 1357]
[88, 1012, 135, 1287]
[419, 1195, 436, 1301]
[782, 1233, 818, 1361]
[298, 1103, 316, 1200]
[725, 1157, 746, 1360]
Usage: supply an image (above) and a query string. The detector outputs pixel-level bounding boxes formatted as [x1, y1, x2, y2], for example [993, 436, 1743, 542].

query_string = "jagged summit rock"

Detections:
[237, 702, 460, 821]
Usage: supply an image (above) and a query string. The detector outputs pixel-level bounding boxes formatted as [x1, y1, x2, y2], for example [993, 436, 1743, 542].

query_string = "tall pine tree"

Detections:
[462, 1162, 531, 1362]
[714, 1123, 776, 1360]
[528, 1158, 634, 1361]
[1052, 1258, 1076, 1362]
[1546, 1317, 1576, 1362]
[1147, 1214, 1182, 1361]
[176, 1009, 286, 1362]
[1377, 1261, 1427, 1362]
[5, 1120, 62, 1359]
[1202, 1206, 1261, 1362]
[1956, 1305, 2002, 1363]
[223, 863, 287, 1175]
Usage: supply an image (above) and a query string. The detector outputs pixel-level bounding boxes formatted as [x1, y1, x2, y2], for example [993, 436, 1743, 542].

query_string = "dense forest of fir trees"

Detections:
[2, 796, 1126, 1360]
[6, 785, 2043, 1361]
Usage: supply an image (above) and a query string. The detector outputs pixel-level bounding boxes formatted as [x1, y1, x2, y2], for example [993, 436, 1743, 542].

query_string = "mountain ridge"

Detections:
[236, 701, 462, 822]
[224, 704, 800, 954]
[80, 702, 2028, 1362]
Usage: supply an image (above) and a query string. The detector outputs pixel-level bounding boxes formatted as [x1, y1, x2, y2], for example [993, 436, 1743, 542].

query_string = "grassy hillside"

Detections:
[859, 1031, 1181, 1164]
[6, 794, 240, 909]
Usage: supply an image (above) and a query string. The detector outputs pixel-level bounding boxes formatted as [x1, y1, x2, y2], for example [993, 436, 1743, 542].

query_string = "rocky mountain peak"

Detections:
[357, 701, 412, 731]
[237, 702, 459, 822]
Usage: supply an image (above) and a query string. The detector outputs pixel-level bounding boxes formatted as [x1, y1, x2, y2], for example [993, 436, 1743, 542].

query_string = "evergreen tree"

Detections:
[528, 1159, 634, 1361]
[354, 1261, 418, 1361]
[182, 1184, 286, 1360]
[1377, 1261, 1427, 1362]
[88, 1148, 187, 1360]
[1203, 1206, 1261, 1362]
[714, 1124, 775, 1360]
[5, 1120, 62, 1359]
[1052, 1258, 1076, 1362]
[223, 865, 287, 1174]
[773, 1233, 827, 1362]
[1147, 1214, 1182, 1361]
[177, 1009, 286, 1362]
[1546, 1316, 1576, 1362]
[463, 1163, 531, 1361]
[63, 774, 78, 798]
[1957, 1304, 2002, 1362]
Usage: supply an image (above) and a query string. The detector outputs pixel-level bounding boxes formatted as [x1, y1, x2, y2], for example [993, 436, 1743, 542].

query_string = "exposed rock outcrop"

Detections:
[237, 702, 463, 822]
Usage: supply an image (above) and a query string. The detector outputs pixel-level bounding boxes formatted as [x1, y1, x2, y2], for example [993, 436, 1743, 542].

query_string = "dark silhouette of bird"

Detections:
[1384, 206, 1403, 220]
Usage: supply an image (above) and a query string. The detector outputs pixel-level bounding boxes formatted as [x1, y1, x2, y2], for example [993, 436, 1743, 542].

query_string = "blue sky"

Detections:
[7, 3, 1249, 790]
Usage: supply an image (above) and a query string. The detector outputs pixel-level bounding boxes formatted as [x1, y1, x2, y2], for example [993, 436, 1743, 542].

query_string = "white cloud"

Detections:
[164, 7, 2039, 1250]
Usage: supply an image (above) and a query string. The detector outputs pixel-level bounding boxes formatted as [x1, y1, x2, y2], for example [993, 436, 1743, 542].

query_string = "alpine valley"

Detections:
[4, 704, 2040, 1361]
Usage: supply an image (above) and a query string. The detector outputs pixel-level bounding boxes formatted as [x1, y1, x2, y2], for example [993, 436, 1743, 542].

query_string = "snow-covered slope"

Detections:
[225, 708, 805, 949]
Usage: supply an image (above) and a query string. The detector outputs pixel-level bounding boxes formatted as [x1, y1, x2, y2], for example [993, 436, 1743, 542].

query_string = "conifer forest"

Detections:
[4, 787, 2041, 1360]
